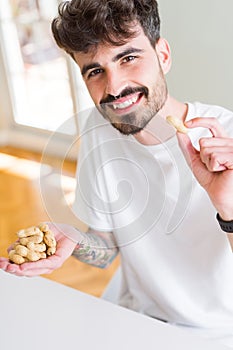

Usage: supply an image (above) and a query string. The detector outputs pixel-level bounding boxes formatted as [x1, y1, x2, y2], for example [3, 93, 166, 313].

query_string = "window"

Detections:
[0, 0, 79, 135]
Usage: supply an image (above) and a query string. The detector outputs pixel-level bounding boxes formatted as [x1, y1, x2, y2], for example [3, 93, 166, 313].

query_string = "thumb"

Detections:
[176, 132, 198, 168]
[176, 132, 211, 189]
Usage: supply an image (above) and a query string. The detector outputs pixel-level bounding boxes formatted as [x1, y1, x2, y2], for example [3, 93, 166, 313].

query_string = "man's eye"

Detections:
[122, 55, 136, 63]
[88, 68, 103, 78]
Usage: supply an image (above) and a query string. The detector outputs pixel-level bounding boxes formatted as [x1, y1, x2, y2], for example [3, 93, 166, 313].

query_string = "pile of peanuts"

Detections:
[8, 223, 57, 265]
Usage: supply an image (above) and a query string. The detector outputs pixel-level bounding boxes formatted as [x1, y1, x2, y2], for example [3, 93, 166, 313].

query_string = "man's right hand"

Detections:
[0, 223, 78, 277]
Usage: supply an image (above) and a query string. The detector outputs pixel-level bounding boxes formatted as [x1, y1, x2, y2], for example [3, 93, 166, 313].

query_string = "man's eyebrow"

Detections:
[112, 47, 144, 62]
[81, 62, 101, 76]
[81, 48, 144, 76]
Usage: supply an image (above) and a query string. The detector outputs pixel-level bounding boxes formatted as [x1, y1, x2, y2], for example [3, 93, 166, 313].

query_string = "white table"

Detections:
[0, 270, 229, 350]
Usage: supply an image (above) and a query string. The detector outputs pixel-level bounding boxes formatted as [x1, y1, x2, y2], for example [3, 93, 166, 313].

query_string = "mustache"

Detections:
[100, 86, 148, 105]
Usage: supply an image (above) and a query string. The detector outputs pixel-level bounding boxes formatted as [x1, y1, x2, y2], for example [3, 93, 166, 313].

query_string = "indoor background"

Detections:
[0, 0, 232, 296]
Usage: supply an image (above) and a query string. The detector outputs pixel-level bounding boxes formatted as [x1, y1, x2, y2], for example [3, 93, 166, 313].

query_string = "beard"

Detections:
[97, 68, 168, 135]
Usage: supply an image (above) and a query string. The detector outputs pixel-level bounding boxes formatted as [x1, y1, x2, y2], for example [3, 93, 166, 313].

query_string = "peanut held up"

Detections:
[8, 224, 57, 264]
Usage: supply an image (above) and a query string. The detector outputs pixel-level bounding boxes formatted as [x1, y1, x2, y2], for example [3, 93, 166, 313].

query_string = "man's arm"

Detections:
[72, 228, 119, 268]
[0, 224, 119, 276]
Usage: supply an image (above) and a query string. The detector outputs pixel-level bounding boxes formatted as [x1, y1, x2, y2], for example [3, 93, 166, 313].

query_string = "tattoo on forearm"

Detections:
[72, 231, 119, 268]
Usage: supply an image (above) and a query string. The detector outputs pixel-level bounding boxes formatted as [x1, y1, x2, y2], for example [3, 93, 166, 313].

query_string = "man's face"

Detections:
[74, 25, 168, 135]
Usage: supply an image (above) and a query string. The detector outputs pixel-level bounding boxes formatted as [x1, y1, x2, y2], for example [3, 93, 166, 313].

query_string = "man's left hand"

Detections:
[177, 117, 233, 221]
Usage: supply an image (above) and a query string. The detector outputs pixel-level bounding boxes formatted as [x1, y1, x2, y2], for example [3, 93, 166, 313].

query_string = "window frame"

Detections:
[0, 1, 82, 160]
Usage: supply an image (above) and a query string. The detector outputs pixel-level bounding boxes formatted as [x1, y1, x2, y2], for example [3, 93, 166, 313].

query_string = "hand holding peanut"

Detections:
[8, 223, 57, 264]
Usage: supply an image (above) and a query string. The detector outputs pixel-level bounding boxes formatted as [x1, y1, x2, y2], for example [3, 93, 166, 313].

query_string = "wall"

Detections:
[0, 42, 12, 144]
[159, 0, 233, 111]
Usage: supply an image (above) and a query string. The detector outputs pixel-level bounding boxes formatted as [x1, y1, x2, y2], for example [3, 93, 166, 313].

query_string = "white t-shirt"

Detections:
[73, 102, 233, 345]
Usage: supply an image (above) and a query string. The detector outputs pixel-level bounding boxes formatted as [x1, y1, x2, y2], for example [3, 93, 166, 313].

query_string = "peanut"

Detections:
[38, 223, 50, 233]
[47, 246, 56, 256]
[44, 232, 56, 248]
[8, 223, 57, 265]
[26, 233, 43, 244]
[166, 115, 188, 134]
[27, 242, 46, 252]
[26, 250, 41, 262]
[9, 250, 25, 265]
[19, 237, 29, 246]
[15, 244, 29, 257]
[17, 226, 41, 238]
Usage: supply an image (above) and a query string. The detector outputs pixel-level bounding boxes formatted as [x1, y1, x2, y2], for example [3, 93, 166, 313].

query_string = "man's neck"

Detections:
[133, 95, 188, 146]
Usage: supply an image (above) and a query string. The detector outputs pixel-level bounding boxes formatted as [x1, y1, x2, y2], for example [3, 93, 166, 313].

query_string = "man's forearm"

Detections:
[72, 229, 119, 268]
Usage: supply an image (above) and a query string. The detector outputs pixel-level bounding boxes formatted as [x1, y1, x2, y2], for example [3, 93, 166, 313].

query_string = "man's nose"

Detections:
[105, 69, 128, 98]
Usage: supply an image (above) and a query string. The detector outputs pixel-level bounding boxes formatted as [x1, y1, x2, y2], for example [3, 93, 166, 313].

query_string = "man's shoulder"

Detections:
[187, 101, 233, 141]
[187, 101, 233, 118]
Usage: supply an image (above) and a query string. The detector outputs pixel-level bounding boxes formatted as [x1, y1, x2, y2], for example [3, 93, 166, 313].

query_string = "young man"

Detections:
[1, 0, 233, 346]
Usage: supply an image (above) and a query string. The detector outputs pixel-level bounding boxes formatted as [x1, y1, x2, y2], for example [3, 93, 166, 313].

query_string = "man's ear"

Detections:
[155, 38, 172, 74]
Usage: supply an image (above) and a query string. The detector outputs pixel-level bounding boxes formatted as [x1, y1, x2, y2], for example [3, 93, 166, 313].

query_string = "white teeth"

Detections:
[112, 96, 138, 110]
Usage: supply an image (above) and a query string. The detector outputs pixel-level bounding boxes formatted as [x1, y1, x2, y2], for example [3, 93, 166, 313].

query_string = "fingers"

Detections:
[0, 259, 34, 277]
[178, 134, 233, 172]
[4, 257, 57, 277]
[0, 260, 53, 277]
[0, 236, 75, 277]
[0, 258, 11, 270]
[182, 117, 233, 172]
[199, 138, 233, 171]
[0, 247, 62, 277]
[185, 117, 228, 138]
[200, 151, 230, 171]
[199, 137, 233, 148]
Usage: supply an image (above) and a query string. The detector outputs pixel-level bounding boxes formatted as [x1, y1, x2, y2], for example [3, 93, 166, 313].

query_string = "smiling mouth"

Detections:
[107, 93, 143, 112]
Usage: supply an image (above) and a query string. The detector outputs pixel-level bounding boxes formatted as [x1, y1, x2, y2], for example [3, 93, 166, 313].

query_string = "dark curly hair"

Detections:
[51, 0, 160, 56]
